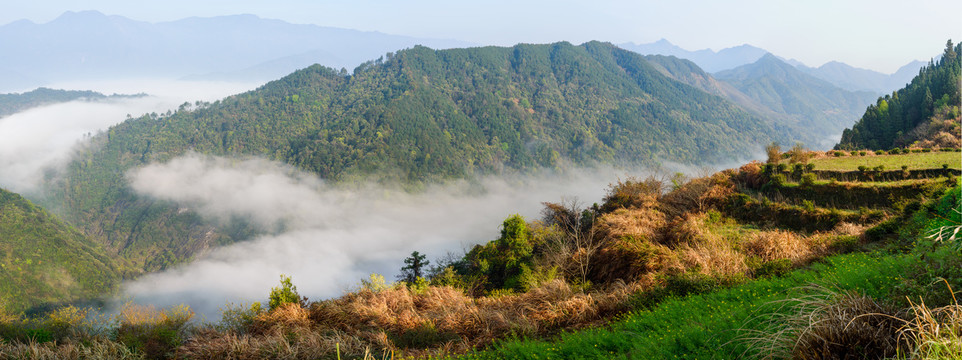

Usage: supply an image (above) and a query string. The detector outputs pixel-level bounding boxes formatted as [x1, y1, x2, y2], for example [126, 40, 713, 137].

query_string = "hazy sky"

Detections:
[2, 0, 960, 75]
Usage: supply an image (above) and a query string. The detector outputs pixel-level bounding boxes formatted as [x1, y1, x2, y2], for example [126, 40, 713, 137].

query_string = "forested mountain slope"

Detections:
[838, 41, 961, 150]
[714, 54, 879, 144]
[52, 41, 810, 275]
[0, 87, 139, 118]
[0, 188, 119, 313]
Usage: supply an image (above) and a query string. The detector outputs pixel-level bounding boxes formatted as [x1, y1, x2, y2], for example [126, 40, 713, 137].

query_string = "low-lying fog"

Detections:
[0, 79, 258, 193]
[122, 153, 631, 319]
[0, 78, 737, 321]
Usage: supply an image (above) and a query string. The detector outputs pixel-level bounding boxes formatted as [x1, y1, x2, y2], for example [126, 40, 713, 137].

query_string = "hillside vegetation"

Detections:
[4, 150, 958, 359]
[0, 87, 141, 118]
[0, 188, 119, 314]
[838, 40, 961, 150]
[50, 41, 813, 276]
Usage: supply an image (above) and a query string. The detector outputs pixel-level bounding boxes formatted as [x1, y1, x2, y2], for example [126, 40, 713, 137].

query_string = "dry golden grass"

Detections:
[677, 237, 748, 277]
[735, 161, 766, 189]
[179, 279, 645, 358]
[0, 339, 144, 360]
[594, 206, 667, 243]
[589, 238, 677, 283]
[744, 230, 812, 264]
[900, 300, 962, 358]
[738, 286, 909, 360]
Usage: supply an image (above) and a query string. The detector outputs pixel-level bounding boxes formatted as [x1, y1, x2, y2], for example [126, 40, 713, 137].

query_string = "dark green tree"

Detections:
[398, 251, 430, 283]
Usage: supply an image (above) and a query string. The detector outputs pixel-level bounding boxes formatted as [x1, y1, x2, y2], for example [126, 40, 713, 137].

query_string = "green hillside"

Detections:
[0, 87, 142, 118]
[714, 54, 879, 140]
[838, 40, 961, 150]
[5, 146, 958, 359]
[0, 188, 119, 314]
[50, 41, 812, 275]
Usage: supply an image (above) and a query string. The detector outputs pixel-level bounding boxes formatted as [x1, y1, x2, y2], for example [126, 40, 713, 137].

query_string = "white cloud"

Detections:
[0, 79, 256, 193]
[122, 153, 630, 319]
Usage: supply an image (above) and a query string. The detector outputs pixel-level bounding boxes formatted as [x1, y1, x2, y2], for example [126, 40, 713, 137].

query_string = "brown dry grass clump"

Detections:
[0, 339, 145, 360]
[588, 236, 678, 283]
[736, 161, 767, 189]
[743, 230, 812, 264]
[594, 206, 666, 244]
[178, 280, 645, 359]
[666, 212, 748, 276]
[900, 296, 962, 358]
[738, 287, 910, 360]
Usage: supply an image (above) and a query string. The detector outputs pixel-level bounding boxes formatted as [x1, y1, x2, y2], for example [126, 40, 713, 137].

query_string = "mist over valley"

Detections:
[0, 3, 959, 358]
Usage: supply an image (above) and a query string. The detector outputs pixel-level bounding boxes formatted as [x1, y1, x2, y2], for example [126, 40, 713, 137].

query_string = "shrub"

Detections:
[804, 163, 815, 171]
[876, 150, 887, 155]
[787, 143, 811, 163]
[360, 273, 393, 292]
[769, 174, 786, 187]
[800, 173, 817, 188]
[600, 176, 663, 212]
[857, 165, 867, 172]
[269, 274, 304, 311]
[219, 302, 264, 334]
[833, 151, 844, 157]
[765, 142, 781, 164]
[792, 163, 804, 177]
[776, 163, 788, 173]
[858, 151, 866, 156]
[115, 304, 194, 360]
[943, 163, 950, 170]
[873, 165, 885, 172]
[850, 150, 858, 156]
[922, 148, 932, 153]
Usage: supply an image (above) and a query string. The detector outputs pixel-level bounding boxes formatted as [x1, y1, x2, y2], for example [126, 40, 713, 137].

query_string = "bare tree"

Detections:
[541, 198, 600, 289]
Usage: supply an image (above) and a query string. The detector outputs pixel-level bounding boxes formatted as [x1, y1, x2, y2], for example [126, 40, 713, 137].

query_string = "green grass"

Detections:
[808, 152, 961, 171]
[457, 184, 962, 360]
[454, 251, 913, 360]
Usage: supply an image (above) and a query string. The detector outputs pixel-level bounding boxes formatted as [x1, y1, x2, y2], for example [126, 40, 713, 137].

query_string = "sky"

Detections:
[2, 0, 960, 74]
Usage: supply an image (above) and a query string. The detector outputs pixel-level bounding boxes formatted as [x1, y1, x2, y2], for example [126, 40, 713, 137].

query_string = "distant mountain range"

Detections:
[621, 39, 926, 94]
[0, 11, 473, 92]
[714, 54, 879, 146]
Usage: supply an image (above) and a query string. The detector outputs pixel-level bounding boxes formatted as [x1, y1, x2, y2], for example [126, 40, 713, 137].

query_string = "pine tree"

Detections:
[399, 251, 430, 283]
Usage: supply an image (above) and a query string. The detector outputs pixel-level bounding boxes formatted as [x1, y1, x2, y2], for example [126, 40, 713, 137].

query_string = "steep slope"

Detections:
[0, 188, 119, 313]
[53, 41, 805, 275]
[0, 11, 472, 91]
[838, 41, 961, 150]
[715, 54, 879, 144]
[643, 54, 796, 125]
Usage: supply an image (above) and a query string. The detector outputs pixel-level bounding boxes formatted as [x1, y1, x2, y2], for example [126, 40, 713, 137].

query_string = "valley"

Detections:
[0, 4, 959, 358]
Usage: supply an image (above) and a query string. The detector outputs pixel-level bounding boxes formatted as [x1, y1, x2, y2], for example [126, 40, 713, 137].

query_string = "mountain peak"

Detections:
[51, 10, 109, 23]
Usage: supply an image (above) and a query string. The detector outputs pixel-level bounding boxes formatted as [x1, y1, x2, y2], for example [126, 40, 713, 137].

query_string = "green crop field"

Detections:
[808, 151, 961, 171]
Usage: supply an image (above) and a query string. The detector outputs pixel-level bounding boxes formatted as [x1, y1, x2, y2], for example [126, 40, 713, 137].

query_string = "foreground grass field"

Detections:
[455, 252, 912, 359]
[458, 184, 962, 360]
[808, 151, 961, 171]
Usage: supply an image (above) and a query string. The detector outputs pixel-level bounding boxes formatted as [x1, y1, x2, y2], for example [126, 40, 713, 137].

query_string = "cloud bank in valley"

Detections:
[122, 153, 631, 318]
[0, 80, 257, 193]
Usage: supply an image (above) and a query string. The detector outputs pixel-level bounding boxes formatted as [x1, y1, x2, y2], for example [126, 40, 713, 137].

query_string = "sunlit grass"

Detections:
[808, 152, 961, 171]
[456, 251, 912, 359]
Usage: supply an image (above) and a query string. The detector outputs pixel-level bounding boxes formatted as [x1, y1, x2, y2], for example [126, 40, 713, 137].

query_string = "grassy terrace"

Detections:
[456, 251, 912, 360]
[807, 151, 961, 171]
